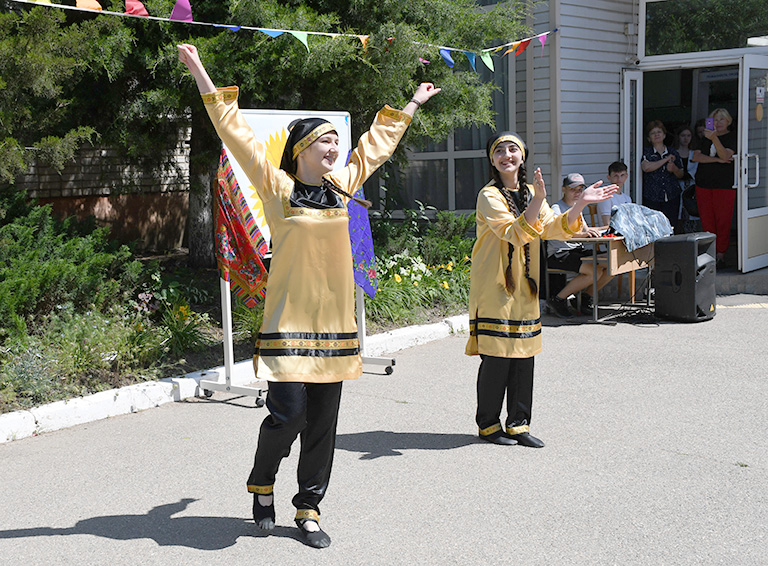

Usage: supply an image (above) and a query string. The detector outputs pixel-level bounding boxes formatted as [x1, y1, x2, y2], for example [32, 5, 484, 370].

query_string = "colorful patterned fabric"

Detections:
[348, 187, 377, 298]
[215, 149, 269, 307]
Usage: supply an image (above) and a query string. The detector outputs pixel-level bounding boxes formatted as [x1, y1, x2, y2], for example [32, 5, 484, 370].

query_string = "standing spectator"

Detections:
[692, 108, 737, 268]
[596, 161, 632, 226]
[674, 125, 701, 233]
[641, 120, 684, 226]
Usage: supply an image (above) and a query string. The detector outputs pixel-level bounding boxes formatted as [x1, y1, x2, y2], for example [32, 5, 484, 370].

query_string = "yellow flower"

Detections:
[442, 281, 449, 289]
[446, 262, 453, 271]
[463, 255, 470, 262]
[413, 281, 419, 286]
[394, 274, 402, 283]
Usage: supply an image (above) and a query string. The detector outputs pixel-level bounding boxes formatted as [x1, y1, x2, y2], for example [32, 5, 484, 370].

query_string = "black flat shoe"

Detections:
[478, 423, 518, 445]
[508, 432, 545, 448]
[295, 510, 331, 549]
[252, 493, 275, 530]
[479, 431, 518, 445]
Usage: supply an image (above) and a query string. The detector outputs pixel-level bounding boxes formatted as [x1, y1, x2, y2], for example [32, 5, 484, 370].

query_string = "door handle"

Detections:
[747, 153, 760, 188]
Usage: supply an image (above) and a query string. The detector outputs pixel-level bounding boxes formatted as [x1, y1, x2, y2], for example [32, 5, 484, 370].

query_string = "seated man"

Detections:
[596, 161, 632, 226]
[546, 173, 613, 318]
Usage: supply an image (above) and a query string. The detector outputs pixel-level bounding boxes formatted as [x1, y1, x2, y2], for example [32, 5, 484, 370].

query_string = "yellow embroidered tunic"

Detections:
[203, 87, 411, 382]
[465, 183, 584, 359]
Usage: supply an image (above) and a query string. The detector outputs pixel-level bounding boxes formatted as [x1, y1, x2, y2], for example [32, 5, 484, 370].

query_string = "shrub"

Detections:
[0, 205, 143, 341]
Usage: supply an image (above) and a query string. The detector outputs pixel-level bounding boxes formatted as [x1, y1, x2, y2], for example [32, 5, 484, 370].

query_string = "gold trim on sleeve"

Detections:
[518, 212, 542, 239]
[561, 212, 582, 235]
[380, 105, 412, 126]
[201, 86, 239, 105]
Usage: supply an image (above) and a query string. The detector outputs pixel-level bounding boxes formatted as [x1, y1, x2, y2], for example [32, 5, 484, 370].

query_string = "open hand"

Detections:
[532, 167, 547, 201]
[577, 181, 619, 205]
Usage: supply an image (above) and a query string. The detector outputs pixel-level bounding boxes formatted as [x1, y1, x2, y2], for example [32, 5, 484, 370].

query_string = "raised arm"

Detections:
[178, 43, 285, 203]
[178, 44, 216, 94]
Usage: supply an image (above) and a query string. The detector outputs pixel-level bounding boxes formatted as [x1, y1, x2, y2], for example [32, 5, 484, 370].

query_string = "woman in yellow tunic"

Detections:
[178, 43, 440, 548]
[466, 132, 617, 448]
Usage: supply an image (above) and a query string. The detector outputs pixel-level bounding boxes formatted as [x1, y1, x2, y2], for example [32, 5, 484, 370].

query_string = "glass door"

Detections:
[739, 55, 768, 272]
[622, 70, 644, 204]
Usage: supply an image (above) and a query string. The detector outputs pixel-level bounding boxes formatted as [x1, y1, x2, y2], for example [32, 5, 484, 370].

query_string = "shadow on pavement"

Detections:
[0, 497, 303, 550]
[335, 430, 478, 460]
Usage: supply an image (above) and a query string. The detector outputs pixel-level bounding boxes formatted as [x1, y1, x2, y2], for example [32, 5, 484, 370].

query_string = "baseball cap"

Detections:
[563, 173, 586, 188]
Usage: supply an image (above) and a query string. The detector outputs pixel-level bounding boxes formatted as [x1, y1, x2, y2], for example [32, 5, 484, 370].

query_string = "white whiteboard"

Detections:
[223, 109, 353, 245]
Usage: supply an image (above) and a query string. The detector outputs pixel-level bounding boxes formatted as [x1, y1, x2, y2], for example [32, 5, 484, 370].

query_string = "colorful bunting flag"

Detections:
[514, 39, 531, 56]
[77, 0, 102, 10]
[439, 48, 454, 68]
[289, 30, 309, 51]
[169, 0, 192, 22]
[537, 32, 548, 55]
[463, 51, 476, 72]
[215, 150, 269, 307]
[479, 51, 494, 72]
[124, 0, 147, 17]
[502, 42, 520, 57]
[260, 29, 284, 38]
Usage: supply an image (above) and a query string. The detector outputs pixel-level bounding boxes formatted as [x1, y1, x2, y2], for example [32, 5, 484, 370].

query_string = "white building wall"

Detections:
[557, 0, 636, 190]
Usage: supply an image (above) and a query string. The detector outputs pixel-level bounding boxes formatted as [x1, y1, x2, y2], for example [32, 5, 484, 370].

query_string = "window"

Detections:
[645, 0, 768, 56]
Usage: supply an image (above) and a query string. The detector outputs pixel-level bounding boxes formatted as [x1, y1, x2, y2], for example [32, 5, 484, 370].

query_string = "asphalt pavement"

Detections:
[1, 296, 766, 565]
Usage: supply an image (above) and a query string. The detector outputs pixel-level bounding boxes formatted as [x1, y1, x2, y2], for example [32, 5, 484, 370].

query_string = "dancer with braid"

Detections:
[465, 132, 617, 447]
[178, 43, 439, 548]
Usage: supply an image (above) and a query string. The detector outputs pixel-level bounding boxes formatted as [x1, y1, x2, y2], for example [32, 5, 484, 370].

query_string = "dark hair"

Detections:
[485, 132, 537, 297]
[673, 125, 696, 151]
[608, 161, 627, 175]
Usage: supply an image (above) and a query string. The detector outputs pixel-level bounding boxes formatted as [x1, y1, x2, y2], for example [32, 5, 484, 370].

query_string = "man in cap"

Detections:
[545, 173, 613, 317]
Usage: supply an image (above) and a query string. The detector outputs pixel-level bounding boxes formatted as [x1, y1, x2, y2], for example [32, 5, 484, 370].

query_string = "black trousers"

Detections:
[476, 355, 535, 431]
[247, 381, 343, 512]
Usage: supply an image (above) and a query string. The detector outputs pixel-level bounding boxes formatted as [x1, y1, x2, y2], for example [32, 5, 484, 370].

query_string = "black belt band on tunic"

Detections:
[469, 317, 542, 339]
[256, 331, 360, 358]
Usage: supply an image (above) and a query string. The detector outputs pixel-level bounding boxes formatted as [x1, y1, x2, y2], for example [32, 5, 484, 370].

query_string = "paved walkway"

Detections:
[1, 297, 767, 565]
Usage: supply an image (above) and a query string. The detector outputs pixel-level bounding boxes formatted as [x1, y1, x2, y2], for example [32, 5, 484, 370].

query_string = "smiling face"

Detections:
[297, 132, 340, 177]
[491, 141, 523, 178]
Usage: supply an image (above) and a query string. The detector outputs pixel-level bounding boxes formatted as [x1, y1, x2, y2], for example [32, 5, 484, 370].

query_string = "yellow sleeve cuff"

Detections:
[518, 213, 543, 239]
[201, 86, 239, 105]
[560, 212, 583, 236]
[379, 105, 412, 126]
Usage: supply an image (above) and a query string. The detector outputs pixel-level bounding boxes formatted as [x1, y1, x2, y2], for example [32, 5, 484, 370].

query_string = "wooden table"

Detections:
[570, 236, 654, 322]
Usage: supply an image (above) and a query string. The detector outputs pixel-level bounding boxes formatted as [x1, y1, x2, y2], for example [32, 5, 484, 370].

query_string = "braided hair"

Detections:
[487, 133, 539, 297]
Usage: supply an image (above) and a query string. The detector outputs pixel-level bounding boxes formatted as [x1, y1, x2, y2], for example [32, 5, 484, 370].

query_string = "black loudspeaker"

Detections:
[654, 233, 716, 322]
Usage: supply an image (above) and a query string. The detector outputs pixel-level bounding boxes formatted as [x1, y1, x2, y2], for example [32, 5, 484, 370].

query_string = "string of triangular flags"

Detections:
[14, 0, 557, 72]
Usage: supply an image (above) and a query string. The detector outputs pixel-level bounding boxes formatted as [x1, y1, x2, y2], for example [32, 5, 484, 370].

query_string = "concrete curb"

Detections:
[0, 314, 470, 444]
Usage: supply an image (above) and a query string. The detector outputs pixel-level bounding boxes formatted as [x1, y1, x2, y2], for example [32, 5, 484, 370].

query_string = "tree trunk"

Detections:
[186, 107, 219, 268]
